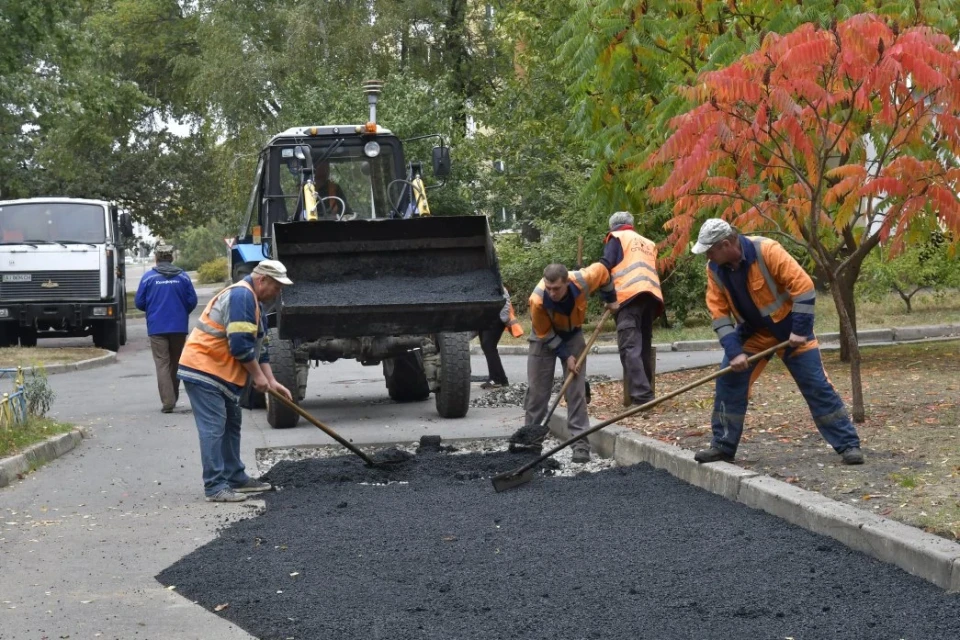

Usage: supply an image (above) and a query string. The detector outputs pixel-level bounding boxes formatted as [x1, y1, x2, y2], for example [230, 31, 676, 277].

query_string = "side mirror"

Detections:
[121, 212, 134, 237]
[432, 146, 451, 178]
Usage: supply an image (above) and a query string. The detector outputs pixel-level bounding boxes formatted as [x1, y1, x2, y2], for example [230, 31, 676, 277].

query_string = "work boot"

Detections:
[161, 405, 175, 414]
[840, 447, 865, 465]
[480, 380, 507, 390]
[571, 444, 591, 464]
[233, 478, 273, 493]
[694, 447, 734, 464]
[205, 488, 247, 503]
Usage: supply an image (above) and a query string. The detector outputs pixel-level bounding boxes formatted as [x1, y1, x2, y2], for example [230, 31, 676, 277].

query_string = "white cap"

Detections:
[252, 259, 293, 285]
[691, 219, 734, 254]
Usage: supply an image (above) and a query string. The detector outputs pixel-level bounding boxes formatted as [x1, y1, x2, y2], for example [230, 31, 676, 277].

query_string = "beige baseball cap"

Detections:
[691, 219, 734, 254]
[253, 259, 293, 285]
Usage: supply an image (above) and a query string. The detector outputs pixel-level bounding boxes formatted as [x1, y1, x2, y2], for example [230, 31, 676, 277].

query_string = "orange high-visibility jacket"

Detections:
[179, 280, 264, 390]
[706, 236, 816, 354]
[605, 229, 663, 306]
[528, 262, 613, 351]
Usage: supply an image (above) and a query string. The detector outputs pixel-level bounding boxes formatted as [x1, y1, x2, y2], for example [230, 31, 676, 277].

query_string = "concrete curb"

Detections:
[18, 352, 118, 376]
[548, 410, 960, 592]
[0, 427, 88, 488]
[470, 323, 960, 356]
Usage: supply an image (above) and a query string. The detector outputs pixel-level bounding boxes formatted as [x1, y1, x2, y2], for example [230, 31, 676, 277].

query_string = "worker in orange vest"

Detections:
[692, 218, 863, 465]
[526, 263, 617, 463]
[479, 286, 524, 389]
[600, 211, 663, 406]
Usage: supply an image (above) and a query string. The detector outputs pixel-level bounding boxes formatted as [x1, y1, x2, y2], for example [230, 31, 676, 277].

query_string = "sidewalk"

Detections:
[472, 323, 960, 355]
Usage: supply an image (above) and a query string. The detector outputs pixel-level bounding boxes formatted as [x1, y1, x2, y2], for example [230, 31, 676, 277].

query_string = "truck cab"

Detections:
[0, 197, 132, 350]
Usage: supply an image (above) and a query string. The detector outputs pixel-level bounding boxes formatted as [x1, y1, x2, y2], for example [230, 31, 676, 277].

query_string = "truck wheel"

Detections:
[435, 332, 471, 419]
[383, 351, 430, 402]
[0, 324, 18, 348]
[232, 263, 253, 284]
[96, 320, 121, 352]
[265, 327, 300, 429]
[19, 328, 38, 348]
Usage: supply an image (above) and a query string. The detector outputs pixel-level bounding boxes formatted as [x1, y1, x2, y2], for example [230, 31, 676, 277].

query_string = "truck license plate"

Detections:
[2, 274, 31, 283]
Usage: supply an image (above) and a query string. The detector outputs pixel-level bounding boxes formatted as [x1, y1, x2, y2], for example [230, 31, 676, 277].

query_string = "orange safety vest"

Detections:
[528, 263, 613, 350]
[605, 229, 663, 305]
[179, 280, 262, 387]
[706, 236, 814, 327]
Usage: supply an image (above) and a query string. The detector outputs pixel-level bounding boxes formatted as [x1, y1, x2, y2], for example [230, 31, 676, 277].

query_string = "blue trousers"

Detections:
[184, 380, 251, 496]
[711, 347, 860, 456]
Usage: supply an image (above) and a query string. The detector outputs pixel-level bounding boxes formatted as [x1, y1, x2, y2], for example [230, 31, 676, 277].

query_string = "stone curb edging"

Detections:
[0, 427, 89, 489]
[470, 323, 960, 355]
[17, 352, 118, 376]
[547, 410, 960, 593]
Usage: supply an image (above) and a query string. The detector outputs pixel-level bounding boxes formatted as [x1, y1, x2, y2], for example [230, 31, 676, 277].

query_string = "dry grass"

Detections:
[0, 347, 107, 369]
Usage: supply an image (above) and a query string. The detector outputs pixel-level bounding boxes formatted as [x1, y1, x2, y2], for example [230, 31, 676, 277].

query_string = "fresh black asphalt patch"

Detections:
[157, 449, 960, 639]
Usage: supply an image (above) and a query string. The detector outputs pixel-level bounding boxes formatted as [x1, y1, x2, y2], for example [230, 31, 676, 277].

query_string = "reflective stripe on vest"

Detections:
[179, 280, 261, 387]
[608, 230, 662, 304]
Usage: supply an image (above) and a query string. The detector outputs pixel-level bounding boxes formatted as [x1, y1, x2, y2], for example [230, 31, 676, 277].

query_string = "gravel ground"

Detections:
[160, 442, 960, 640]
[283, 270, 501, 307]
[471, 374, 613, 408]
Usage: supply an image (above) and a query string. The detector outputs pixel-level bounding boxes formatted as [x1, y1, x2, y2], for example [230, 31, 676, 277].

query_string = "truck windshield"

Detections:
[277, 141, 401, 221]
[0, 203, 106, 244]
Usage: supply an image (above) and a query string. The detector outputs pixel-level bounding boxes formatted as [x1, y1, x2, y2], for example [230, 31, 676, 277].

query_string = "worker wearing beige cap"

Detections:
[692, 219, 863, 466]
[179, 259, 294, 502]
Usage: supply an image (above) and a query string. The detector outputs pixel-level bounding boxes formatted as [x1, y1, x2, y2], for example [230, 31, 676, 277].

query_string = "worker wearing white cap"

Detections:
[178, 259, 295, 502]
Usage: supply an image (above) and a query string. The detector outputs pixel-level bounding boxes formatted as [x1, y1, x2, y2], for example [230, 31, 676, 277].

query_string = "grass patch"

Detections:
[0, 347, 107, 368]
[0, 416, 75, 458]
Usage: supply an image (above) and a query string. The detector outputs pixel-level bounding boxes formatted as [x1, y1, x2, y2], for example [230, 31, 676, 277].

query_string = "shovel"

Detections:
[492, 340, 790, 492]
[266, 389, 400, 467]
[508, 308, 612, 448]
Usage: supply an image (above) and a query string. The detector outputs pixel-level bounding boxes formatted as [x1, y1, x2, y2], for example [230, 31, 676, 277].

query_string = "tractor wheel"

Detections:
[383, 351, 430, 402]
[265, 327, 300, 429]
[434, 332, 471, 419]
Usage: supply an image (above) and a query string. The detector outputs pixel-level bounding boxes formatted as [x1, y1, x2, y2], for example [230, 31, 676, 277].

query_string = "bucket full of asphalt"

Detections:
[157, 439, 960, 639]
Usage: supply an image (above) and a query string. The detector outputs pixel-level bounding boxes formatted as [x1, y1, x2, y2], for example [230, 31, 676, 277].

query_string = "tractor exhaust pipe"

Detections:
[363, 80, 384, 125]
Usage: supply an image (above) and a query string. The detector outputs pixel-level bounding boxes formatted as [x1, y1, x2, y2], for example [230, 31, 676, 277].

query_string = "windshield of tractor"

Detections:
[0, 202, 107, 244]
[276, 139, 403, 221]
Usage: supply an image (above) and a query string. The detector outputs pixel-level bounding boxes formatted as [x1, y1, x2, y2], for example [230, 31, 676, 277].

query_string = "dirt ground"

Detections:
[588, 339, 960, 542]
[0, 346, 107, 369]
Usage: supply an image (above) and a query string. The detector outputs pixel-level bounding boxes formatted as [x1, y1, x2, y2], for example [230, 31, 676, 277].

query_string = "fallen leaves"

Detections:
[214, 603, 229, 612]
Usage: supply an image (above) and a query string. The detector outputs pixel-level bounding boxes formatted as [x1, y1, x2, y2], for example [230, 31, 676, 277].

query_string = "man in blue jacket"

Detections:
[135, 245, 198, 413]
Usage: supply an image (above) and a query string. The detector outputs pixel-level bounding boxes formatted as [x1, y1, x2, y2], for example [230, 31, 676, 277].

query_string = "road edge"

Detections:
[0, 426, 89, 489]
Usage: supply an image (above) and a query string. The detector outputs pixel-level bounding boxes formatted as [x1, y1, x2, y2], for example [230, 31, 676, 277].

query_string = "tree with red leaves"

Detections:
[648, 13, 960, 421]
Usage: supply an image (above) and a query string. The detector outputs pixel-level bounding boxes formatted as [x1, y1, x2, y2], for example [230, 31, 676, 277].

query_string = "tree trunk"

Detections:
[828, 278, 865, 422]
[834, 270, 858, 362]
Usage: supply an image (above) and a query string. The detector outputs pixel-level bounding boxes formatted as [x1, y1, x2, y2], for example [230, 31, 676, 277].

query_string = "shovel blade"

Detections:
[491, 467, 536, 493]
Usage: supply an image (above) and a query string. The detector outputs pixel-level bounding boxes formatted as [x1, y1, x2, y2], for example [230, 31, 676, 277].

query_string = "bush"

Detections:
[173, 223, 229, 271]
[197, 257, 228, 284]
[24, 368, 55, 418]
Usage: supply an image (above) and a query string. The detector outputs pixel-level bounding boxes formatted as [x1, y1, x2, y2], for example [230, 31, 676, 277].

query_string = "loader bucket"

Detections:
[273, 216, 505, 340]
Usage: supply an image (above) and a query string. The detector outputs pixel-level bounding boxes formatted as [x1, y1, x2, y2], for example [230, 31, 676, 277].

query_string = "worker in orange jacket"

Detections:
[600, 211, 663, 406]
[479, 286, 524, 389]
[692, 219, 864, 465]
[525, 262, 617, 463]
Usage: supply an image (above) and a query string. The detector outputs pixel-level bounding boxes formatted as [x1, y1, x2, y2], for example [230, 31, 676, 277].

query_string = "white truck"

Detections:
[0, 197, 132, 351]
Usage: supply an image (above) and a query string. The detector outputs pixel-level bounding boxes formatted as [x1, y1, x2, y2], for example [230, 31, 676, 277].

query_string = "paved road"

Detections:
[0, 301, 721, 640]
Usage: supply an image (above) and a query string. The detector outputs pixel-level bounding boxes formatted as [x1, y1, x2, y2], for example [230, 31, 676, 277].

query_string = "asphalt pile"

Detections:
[282, 270, 501, 307]
[157, 447, 960, 640]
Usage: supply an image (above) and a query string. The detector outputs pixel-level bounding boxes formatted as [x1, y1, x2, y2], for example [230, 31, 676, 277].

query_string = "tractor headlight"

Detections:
[364, 141, 381, 158]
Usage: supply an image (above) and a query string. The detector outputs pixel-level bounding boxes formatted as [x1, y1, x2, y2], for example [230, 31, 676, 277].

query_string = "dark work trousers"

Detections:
[524, 332, 589, 448]
[150, 334, 186, 410]
[616, 294, 658, 405]
[479, 319, 509, 385]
